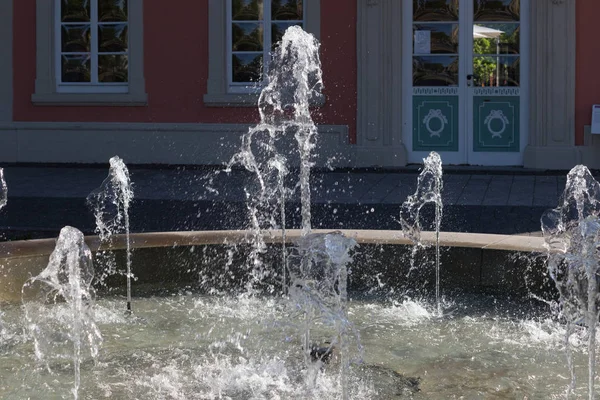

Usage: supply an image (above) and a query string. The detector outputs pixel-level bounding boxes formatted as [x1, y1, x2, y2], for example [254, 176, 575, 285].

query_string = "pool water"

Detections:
[0, 293, 595, 399]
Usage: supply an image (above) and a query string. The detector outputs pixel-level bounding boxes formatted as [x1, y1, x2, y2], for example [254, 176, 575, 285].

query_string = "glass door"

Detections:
[403, 0, 527, 165]
[467, 0, 526, 165]
[404, 0, 466, 164]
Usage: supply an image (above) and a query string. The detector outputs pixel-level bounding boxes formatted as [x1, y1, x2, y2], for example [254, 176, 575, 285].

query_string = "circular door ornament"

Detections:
[422, 109, 448, 138]
[484, 110, 510, 138]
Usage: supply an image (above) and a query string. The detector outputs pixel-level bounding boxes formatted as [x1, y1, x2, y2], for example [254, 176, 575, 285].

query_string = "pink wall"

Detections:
[13, 0, 357, 142]
[576, 1, 600, 146]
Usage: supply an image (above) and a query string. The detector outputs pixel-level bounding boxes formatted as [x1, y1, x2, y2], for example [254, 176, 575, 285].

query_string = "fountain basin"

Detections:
[0, 229, 591, 399]
[1, 229, 548, 304]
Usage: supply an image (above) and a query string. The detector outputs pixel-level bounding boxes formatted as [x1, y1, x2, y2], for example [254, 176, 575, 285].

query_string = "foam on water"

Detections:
[4, 294, 600, 398]
[353, 299, 433, 327]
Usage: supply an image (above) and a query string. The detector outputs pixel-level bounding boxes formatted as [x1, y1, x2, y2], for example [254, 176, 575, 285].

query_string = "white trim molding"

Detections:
[31, 0, 147, 106]
[523, 0, 577, 169]
[0, 0, 13, 121]
[0, 122, 351, 166]
[204, 0, 321, 107]
[356, 0, 407, 167]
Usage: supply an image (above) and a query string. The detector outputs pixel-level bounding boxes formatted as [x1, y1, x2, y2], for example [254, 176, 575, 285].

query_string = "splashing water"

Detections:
[288, 231, 361, 399]
[268, 25, 323, 236]
[226, 26, 323, 293]
[22, 226, 102, 400]
[542, 165, 600, 400]
[0, 168, 7, 212]
[86, 156, 134, 312]
[400, 152, 444, 315]
[0, 168, 7, 335]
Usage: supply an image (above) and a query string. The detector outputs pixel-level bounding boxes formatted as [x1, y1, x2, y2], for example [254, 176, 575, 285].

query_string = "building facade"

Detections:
[0, 0, 597, 169]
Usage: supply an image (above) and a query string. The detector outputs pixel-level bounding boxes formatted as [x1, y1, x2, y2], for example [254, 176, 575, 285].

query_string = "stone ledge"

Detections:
[0, 229, 547, 260]
[0, 229, 550, 303]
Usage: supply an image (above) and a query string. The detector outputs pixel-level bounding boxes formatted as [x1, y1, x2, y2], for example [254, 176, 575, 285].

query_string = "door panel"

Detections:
[404, 0, 465, 164]
[472, 92, 520, 152]
[469, 0, 523, 163]
[413, 94, 459, 152]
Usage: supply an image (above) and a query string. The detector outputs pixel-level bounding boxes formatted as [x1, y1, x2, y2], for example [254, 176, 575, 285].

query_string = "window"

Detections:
[32, 0, 146, 106]
[204, 0, 320, 106]
[57, 0, 129, 93]
[228, 0, 304, 93]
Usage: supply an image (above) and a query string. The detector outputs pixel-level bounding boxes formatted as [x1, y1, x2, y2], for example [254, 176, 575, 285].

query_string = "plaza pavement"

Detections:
[0, 165, 570, 240]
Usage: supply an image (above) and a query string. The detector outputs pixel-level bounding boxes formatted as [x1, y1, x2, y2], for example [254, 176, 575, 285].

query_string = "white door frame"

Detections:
[402, 0, 529, 166]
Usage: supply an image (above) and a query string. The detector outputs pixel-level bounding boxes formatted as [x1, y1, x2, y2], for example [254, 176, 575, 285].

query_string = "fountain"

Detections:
[400, 152, 444, 315]
[542, 165, 600, 399]
[0, 168, 7, 340]
[86, 156, 134, 312]
[0, 26, 599, 399]
[226, 25, 322, 294]
[21, 226, 102, 400]
[288, 231, 359, 398]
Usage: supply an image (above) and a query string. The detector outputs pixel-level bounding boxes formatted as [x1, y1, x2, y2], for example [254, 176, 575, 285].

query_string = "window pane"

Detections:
[473, 56, 520, 86]
[413, 0, 459, 22]
[232, 23, 264, 51]
[232, 53, 263, 82]
[98, 0, 128, 22]
[272, 22, 302, 50]
[272, 0, 303, 20]
[99, 55, 128, 82]
[232, 0, 264, 20]
[413, 55, 459, 86]
[413, 24, 459, 54]
[99, 23, 128, 52]
[61, 0, 91, 22]
[61, 54, 91, 82]
[474, 0, 519, 22]
[61, 24, 91, 52]
[473, 23, 519, 55]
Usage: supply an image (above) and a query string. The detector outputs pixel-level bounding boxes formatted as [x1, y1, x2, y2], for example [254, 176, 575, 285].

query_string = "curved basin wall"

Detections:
[0, 230, 549, 303]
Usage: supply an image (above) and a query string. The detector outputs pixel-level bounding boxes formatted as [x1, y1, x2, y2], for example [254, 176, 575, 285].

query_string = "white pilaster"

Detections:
[356, 0, 407, 167]
[524, 0, 579, 169]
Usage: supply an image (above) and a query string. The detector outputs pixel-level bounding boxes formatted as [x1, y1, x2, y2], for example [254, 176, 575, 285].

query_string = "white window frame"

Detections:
[226, 0, 305, 94]
[55, 0, 129, 94]
[204, 0, 321, 107]
[32, 0, 147, 106]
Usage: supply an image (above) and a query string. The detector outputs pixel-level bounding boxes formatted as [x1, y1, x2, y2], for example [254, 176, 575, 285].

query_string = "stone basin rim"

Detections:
[0, 230, 548, 260]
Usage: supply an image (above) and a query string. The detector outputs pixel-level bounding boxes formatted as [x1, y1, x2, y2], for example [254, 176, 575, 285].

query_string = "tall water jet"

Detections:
[86, 156, 134, 312]
[542, 165, 600, 400]
[400, 152, 444, 315]
[288, 231, 360, 399]
[227, 26, 323, 292]
[22, 226, 102, 400]
[0, 168, 7, 337]
[269, 26, 323, 236]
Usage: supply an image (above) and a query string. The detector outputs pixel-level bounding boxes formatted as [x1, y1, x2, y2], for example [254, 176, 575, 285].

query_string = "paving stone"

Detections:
[513, 175, 535, 183]
[491, 175, 514, 183]
[359, 174, 401, 204]
[443, 174, 471, 183]
[468, 174, 493, 182]
[0, 166, 562, 238]
[535, 176, 557, 184]
[442, 184, 467, 205]
[454, 178, 490, 206]
[381, 183, 415, 204]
